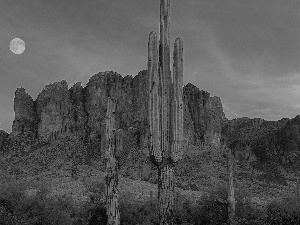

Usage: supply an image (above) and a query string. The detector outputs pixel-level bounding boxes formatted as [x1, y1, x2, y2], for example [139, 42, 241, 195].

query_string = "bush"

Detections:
[264, 197, 300, 225]
[84, 202, 108, 225]
[115, 186, 265, 225]
[118, 191, 158, 225]
[0, 179, 82, 225]
[6, 177, 299, 224]
[84, 179, 106, 205]
[194, 186, 228, 225]
[175, 197, 207, 225]
[173, 184, 266, 225]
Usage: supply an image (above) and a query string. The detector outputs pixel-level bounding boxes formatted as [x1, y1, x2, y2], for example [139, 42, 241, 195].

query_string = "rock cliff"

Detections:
[8, 70, 226, 150]
[10, 87, 37, 139]
[183, 83, 226, 146]
[1, 69, 226, 182]
[35, 80, 74, 143]
[5, 69, 300, 186]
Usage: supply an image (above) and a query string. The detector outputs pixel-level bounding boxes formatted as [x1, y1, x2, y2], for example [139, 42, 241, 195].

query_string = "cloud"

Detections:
[182, 13, 300, 121]
[212, 0, 300, 78]
[1, 0, 299, 133]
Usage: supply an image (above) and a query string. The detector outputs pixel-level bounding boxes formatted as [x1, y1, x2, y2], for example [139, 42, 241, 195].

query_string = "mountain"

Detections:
[1, 69, 300, 214]
[0, 69, 226, 153]
[0, 69, 227, 191]
[222, 115, 300, 168]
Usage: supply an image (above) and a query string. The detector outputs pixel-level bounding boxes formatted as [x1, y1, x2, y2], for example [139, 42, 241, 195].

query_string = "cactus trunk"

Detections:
[227, 147, 236, 225]
[105, 97, 121, 225]
[158, 163, 175, 224]
[148, 0, 183, 224]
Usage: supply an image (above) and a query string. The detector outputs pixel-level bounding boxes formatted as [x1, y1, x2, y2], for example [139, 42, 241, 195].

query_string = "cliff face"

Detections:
[8, 70, 226, 151]
[69, 82, 88, 140]
[10, 87, 37, 139]
[183, 83, 226, 146]
[35, 80, 74, 142]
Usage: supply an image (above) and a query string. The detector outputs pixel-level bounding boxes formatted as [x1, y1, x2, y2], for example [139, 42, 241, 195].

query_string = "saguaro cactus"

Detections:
[227, 147, 236, 225]
[148, 0, 183, 224]
[105, 96, 122, 225]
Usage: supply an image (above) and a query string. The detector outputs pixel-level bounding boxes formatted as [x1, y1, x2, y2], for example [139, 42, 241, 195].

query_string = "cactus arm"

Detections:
[160, 0, 172, 160]
[171, 37, 184, 163]
[227, 147, 236, 225]
[115, 128, 123, 159]
[148, 31, 162, 165]
[159, 0, 171, 75]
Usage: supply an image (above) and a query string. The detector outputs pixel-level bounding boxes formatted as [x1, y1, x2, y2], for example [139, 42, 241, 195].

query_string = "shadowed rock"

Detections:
[183, 83, 226, 146]
[0, 130, 8, 150]
[10, 87, 37, 139]
[9, 70, 225, 149]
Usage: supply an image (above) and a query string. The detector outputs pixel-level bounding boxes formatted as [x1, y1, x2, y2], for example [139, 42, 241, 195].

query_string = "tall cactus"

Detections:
[105, 96, 122, 225]
[227, 146, 236, 225]
[148, 0, 183, 224]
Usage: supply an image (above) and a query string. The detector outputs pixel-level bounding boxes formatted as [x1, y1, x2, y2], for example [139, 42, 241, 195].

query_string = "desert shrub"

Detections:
[174, 194, 206, 225]
[0, 207, 28, 225]
[118, 190, 199, 225]
[82, 189, 157, 225]
[0, 179, 84, 225]
[256, 162, 288, 186]
[189, 182, 199, 191]
[84, 179, 106, 205]
[74, 179, 108, 224]
[115, 186, 264, 225]
[118, 191, 155, 225]
[0, 180, 31, 224]
[233, 188, 266, 224]
[85, 202, 108, 225]
[173, 184, 265, 225]
[195, 186, 228, 225]
[12, 191, 75, 225]
[70, 204, 89, 225]
[264, 197, 300, 225]
[120, 200, 160, 225]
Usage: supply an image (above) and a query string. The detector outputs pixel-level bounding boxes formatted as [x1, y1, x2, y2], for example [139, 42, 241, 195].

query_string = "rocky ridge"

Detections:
[1, 70, 226, 153]
[222, 116, 300, 166]
[1, 70, 300, 213]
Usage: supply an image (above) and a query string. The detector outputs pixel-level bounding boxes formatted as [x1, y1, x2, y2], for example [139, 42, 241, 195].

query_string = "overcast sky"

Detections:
[1, 0, 300, 133]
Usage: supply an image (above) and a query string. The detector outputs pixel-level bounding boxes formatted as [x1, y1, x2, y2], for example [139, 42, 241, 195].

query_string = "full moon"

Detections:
[10, 38, 25, 54]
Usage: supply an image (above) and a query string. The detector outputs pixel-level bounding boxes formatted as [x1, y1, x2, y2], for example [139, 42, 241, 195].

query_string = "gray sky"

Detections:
[1, 0, 300, 133]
